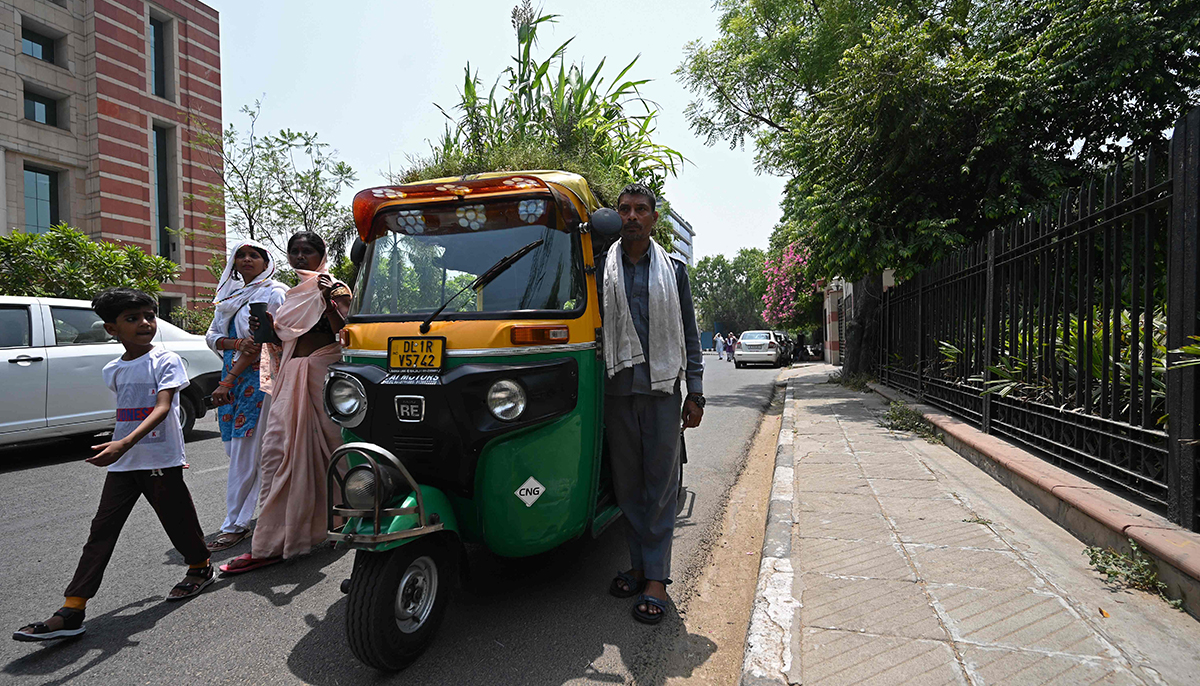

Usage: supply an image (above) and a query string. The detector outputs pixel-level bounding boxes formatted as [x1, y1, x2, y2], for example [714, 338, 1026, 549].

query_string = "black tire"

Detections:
[179, 394, 197, 438]
[345, 537, 455, 671]
[735, 361, 744, 369]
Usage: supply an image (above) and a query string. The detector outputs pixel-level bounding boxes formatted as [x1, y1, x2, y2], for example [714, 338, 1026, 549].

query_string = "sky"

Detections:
[203, 0, 787, 261]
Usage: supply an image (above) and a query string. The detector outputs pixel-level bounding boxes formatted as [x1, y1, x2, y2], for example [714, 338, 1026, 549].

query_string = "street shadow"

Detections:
[284, 529, 716, 685]
[704, 393, 775, 411]
[185, 426, 221, 443]
[212, 545, 347, 608]
[0, 437, 97, 474]
[2, 596, 188, 686]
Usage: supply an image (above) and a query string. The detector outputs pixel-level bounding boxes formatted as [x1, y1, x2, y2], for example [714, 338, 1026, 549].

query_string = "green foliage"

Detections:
[190, 101, 358, 263]
[827, 370, 874, 393]
[680, 0, 1200, 281]
[877, 399, 943, 444]
[399, 1, 684, 250]
[0, 224, 179, 299]
[1085, 539, 1185, 610]
[689, 248, 768, 333]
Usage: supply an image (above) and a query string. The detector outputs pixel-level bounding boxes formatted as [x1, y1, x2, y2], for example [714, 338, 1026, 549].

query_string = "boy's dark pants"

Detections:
[65, 466, 209, 599]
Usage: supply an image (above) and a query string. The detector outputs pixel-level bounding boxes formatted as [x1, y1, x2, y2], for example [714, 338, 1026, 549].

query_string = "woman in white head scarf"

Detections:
[203, 239, 288, 551]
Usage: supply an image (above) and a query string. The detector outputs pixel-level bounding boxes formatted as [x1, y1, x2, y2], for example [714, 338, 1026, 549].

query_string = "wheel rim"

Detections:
[394, 555, 438, 634]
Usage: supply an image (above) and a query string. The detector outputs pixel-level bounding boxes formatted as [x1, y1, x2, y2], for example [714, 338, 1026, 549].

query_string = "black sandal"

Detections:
[166, 565, 215, 601]
[632, 593, 669, 625]
[609, 571, 646, 598]
[12, 607, 86, 641]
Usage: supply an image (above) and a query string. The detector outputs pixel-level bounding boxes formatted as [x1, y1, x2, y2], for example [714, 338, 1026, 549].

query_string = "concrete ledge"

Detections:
[870, 382, 1200, 618]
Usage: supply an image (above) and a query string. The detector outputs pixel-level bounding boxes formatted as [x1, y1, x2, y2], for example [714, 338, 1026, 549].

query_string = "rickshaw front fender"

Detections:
[340, 485, 459, 553]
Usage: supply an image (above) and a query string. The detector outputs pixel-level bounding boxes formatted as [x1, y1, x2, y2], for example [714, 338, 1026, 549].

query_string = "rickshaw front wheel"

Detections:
[345, 537, 455, 671]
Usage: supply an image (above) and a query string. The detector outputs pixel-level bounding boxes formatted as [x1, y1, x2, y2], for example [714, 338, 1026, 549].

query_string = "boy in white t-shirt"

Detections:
[13, 289, 213, 642]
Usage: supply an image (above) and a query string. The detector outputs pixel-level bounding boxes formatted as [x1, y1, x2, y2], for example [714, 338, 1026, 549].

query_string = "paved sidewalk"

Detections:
[743, 368, 1200, 686]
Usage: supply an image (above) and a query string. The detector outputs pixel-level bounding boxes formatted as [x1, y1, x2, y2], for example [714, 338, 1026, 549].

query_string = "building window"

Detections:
[149, 17, 170, 99]
[21, 28, 56, 64]
[24, 91, 58, 127]
[24, 167, 59, 234]
[152, 126, 175, 260]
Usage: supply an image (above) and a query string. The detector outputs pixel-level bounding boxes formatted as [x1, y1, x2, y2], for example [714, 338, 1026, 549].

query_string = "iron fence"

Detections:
[879, 108, 1200, 531]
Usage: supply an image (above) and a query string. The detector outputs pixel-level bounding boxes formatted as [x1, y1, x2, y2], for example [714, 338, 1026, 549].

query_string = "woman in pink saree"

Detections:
[220, 231, 352, 573]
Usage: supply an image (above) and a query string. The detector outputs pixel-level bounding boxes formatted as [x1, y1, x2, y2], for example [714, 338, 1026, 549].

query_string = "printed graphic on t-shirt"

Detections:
[114, 381, 165, 444]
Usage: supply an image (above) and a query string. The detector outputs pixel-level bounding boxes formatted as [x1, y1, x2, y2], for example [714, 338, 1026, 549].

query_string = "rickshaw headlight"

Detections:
[486, 379, 526, 421]
[343, 463, 402, 510]
[325, 373, 367, 427]
[343, 466, 378, 510]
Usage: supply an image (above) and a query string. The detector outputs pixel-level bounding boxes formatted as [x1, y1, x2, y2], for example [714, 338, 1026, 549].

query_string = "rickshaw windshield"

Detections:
[350, 196, 586, 320]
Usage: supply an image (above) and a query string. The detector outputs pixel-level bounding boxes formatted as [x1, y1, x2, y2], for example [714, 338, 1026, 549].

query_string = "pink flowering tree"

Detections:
[762, 243, 821, 328]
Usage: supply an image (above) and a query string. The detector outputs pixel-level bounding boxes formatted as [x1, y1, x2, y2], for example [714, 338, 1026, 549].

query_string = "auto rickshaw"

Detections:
[322, 171, 637, 670]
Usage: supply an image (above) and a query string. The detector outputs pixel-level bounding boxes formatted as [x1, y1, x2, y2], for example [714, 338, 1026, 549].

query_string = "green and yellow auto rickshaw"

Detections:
[323, 171, 636, 670]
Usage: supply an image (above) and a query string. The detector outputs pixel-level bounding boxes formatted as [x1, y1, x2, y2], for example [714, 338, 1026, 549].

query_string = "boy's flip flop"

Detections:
[12, 608, 86, 642]
[219, 553, 281, 575]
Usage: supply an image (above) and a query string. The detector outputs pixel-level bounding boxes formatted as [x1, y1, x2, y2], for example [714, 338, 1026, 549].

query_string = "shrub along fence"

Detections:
[878, 107, 1200, 532]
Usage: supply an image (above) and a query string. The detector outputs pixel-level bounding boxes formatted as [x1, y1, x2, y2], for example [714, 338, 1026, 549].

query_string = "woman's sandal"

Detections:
[12, 607, 86, 641]
[218, 553, 281, 575]
[166, 564, 215, 601]
[609, 571, 646, 599]
[631, 593, 669, 625]
[206, 530, 248, 552]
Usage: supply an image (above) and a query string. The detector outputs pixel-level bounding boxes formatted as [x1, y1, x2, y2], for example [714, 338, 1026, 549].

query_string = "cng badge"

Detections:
[515, 476, 544, 507]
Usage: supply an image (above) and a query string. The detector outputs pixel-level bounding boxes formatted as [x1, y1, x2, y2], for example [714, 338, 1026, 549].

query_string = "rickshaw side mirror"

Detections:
[350, 238, 368, 266]
[586, 208, 622, 237]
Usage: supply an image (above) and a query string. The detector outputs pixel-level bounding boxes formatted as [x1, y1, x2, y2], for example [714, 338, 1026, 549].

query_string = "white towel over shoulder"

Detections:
[602, 239, 686, 393]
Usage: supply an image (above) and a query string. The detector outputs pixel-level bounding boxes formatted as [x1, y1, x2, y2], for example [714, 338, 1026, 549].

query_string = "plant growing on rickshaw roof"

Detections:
[397, 1, 685, 249]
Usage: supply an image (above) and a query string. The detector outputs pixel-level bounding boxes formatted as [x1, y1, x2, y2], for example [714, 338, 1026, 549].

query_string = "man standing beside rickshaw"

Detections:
[600, 183, 705, 624]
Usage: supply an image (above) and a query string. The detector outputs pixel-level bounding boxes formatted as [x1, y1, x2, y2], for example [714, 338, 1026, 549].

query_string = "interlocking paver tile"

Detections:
[859, 461, 938, 480]
[796, 476, 872, 494]
[800, 628, 966, 685]
[907, 545, 1040, 590]
[959, 646, 1139, 685]
[799, 451, 859, 464]
[795, 462, 861, 479]
[876, 496, 971, 521]
[801, 574, 945, 639]
[930, 586, 1112, 657]
[868, 478, 955, 499]
[796, 511, 895, 543]
[799, 538, 914, 580]
[797, 491, 882, 514]
[891, 516, 1007, 550]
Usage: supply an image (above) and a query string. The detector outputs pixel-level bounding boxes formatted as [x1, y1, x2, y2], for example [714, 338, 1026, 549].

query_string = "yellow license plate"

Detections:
[388, 337, 445, 372]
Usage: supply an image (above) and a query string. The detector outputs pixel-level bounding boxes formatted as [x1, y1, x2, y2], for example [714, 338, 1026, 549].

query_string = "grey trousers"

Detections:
[604, 390, 682, 581]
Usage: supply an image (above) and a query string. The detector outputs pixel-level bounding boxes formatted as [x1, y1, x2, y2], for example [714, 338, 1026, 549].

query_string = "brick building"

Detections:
[0, 0, 222, 312]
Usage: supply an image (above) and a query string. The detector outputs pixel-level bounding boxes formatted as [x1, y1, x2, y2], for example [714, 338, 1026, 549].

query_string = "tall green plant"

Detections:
[400, 1, 684, 247]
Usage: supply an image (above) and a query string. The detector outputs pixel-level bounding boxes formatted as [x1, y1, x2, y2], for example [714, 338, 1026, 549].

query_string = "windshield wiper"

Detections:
[419, 239, 545, 333]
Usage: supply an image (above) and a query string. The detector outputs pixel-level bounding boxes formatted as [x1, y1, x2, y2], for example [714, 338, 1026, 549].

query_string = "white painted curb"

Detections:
[741, 379, 799, 686]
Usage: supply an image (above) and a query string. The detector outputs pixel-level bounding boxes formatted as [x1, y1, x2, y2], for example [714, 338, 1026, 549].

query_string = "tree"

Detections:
[0, 224, 179, 299]
[398, 1, 685, 249]
[191, 102, 358, 261]
[680, 0, 1200, 372]
[689, 248, 768, 334]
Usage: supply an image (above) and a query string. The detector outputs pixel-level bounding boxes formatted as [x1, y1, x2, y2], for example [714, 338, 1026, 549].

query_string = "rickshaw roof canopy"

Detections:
[353, 171, 602, 243]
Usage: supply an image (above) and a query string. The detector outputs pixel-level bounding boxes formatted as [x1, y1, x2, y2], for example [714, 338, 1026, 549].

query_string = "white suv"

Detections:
[0, 296, 223, 447]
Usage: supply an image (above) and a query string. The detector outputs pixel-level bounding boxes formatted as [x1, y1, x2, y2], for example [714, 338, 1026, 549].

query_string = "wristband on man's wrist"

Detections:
[686, 393, 706, 408]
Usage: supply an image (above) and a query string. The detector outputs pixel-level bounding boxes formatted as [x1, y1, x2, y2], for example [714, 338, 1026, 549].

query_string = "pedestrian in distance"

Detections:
[220, 231, 352, 574]
[203, 240, 288, 552]
[726, 332, 737, 362]
[715, 332, 726, 360]
[599, 183, 705, 625]
[13, 289, 213, 642]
